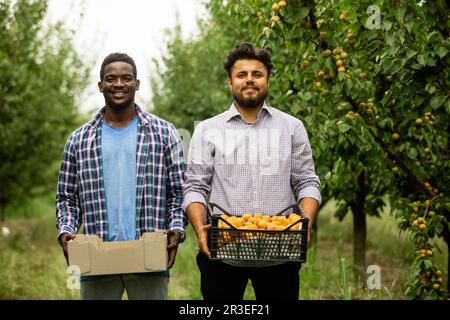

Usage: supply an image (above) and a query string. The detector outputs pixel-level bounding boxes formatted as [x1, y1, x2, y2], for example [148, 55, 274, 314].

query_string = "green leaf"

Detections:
[430, 96, 445, 110]
[436, 47, 448, 58]
[291, 104, 301, 115]
[383, 20, 393, 31]
[338, 123, 351, 133]
[299, 7, 309, 19]
[407, 148, 417, 160]
[300, 91, 313, 101]
[406, 49, 417, 60]
[393, 8, 405, 24]
[425, 83, 437, 94]
[435, 223, 443, 235]
[405, 21, 414, 33]
[365, 30, 378, 41]
[417, 54, 426, 66]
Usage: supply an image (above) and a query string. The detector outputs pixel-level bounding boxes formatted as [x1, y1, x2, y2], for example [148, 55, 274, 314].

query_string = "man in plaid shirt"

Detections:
[183, 43, 321, 300]
[56, 53, 186, 300]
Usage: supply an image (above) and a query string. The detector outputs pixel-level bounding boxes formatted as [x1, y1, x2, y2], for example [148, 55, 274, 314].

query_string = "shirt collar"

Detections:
[89, 104, 150, 129]
[225, 101, 272, 123]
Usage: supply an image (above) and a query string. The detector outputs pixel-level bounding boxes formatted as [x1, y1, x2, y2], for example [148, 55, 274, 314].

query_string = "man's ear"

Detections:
[227, 78, 232, 90]
[136, 79, 140, 91]
[98, 81, 103, 93]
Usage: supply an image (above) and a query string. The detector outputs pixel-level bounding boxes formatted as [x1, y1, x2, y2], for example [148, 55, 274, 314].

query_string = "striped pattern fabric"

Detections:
[182, 103, 321, 267]
[56, 105, 186, 241]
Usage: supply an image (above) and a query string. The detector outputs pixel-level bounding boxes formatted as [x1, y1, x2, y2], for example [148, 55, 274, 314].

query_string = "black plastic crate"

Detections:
[208, 203, 309, 263]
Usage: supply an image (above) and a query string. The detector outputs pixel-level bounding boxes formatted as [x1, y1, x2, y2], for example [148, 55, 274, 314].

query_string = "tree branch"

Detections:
[342, 91, 437, 198]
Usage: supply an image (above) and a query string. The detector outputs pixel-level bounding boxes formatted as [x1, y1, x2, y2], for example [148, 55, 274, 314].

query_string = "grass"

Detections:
[0, 195, 447, 300]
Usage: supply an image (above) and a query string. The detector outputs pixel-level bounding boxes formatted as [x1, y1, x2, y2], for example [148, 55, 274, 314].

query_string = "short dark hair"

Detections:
[100, 52, 137, 81]
[223, 43, 273, 78]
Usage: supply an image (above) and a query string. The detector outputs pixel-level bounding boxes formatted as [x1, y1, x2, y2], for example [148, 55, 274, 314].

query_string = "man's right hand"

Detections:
[198, 224, 211, 257]
[59, 233, 76, 266]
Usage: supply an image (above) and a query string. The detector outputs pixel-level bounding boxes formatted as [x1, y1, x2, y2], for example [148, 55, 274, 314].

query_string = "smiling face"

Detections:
[98, 61, 140, 110]
[228, 59, 269, 110]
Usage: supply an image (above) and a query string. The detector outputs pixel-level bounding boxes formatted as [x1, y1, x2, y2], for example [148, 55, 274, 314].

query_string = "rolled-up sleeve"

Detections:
[55, 133, 82, 239]
[182, 122, 214, 212]
[291, 122, 322, 205]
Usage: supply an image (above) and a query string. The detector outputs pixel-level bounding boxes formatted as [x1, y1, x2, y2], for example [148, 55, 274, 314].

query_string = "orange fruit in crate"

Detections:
[288, 214, 302, 230]
[262, 215, 272, 222]
[244, 221, 256, 227]
[267, 223, 278, 231]
[247, 216, 256, 224]
[242, 213, 252, 221]
[254, 214, 264, 220]
[256, 219, 269, 229]
[218, 220, 227, 228]
[232, 217, 244, 228]
[279, 218, 290, 227]
[289, 213, 302, 223]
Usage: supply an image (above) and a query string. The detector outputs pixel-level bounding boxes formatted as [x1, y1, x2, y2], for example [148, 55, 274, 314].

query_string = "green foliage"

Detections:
[215, 0, 449, 299]
[154, 0, 449, 299]
[0, 0, 90, 215]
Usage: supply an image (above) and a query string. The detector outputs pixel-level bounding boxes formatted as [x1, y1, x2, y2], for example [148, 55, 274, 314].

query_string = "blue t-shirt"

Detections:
[102, 117, 138, 242]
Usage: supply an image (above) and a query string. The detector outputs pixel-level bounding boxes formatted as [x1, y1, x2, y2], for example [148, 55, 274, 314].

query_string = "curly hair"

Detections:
[223, 43, 273, 78]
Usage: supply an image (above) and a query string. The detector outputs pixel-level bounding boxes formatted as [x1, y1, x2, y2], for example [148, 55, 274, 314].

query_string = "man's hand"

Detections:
[166, 230, 183, 269]
[197, 224, 211, 257]
[299, 198, 319, 249]
[59, 233, 76, 266]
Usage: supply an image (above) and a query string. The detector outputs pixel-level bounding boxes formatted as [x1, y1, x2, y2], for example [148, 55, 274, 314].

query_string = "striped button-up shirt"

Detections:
[182, 103, 321, 267]
[56, 105, 186, 241]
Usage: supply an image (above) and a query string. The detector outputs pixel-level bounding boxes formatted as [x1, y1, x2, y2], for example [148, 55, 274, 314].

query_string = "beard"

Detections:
[233, 87, 268, 109]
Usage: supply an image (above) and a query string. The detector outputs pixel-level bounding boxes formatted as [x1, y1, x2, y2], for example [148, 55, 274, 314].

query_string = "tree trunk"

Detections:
[0, 203, 4, 226]
[352, 172, 367, 285]
[442, 216, 450, 294]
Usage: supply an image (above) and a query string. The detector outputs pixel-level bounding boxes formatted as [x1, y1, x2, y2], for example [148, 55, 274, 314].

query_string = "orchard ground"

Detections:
[0, 194, 447, 300]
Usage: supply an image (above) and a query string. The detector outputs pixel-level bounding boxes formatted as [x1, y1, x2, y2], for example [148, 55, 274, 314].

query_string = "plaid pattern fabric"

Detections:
[56, 105, 186, 241]
[182, 103, 321, 267]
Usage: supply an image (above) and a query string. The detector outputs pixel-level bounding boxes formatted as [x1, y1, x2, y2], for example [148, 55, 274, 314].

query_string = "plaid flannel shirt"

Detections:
[56, 105, 186, 241]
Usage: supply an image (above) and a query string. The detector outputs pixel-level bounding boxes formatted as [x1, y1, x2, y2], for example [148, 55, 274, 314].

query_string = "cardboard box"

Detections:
[67, 231, 168, 276]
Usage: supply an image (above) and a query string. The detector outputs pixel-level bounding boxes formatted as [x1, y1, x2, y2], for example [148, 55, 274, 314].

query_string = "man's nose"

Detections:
[114, 78, 125, 87]
[245, 74, 255, 83]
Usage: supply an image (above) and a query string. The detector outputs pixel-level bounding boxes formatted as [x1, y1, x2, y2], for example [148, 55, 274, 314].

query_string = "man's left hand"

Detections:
[166, 230, 183, 269]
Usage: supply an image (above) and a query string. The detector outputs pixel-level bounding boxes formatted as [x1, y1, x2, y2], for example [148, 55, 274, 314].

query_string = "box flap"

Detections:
[143, 233, 168, 271]
[68, 240, 91, 275]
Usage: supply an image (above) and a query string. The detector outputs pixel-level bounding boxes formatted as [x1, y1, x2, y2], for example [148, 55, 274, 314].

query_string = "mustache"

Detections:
[242, 85, 259, 91]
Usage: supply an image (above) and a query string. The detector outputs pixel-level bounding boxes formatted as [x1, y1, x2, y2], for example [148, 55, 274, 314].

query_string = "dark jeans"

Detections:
[196, 252, 302, 300]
